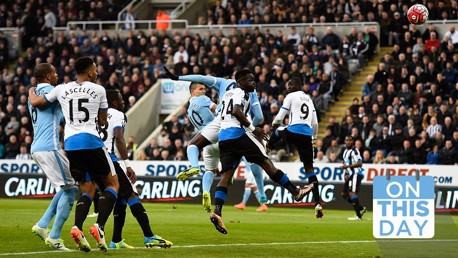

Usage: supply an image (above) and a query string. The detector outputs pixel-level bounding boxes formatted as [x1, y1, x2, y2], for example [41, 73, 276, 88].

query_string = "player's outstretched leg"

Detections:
[126, 197, 173, 248]
[261, 159, 314, 201]
[177, 134, 211, 180]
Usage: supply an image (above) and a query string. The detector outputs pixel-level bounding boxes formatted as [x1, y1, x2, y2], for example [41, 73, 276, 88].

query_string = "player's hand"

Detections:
[126, 167, 137, 183]
[28, 87, 36, 96]
[253, 127, 269, 141]
[340, 164, 349, 169]
[272, 122, 280, 130]
[163, 66, 179, 80]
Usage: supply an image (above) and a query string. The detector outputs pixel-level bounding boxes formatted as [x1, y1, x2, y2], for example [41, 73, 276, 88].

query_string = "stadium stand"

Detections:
[0, 1, 458, 165]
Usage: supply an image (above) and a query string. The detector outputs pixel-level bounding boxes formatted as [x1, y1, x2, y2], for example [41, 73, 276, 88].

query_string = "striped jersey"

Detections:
[28, 83, 63, 152]
[342, 147, 364, 176]
[100, 107, 126, 161]
[219, 88, 250, 141]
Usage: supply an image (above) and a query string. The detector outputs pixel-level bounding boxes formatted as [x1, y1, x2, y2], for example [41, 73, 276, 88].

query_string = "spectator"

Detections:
[156, 10, 170, 30]
[439, 140, 457, 165]
[122, 5, 136, 30]
[372, 150, 386, 164]
[4, 134, 19, 159]
[126, 136, 138, 160]
[426, 144, 440, 164]
[15, 143, 31, 160]
[386, 155, 399, 164]
[313, 151, 329, 163]
[398, 140, 414, 164]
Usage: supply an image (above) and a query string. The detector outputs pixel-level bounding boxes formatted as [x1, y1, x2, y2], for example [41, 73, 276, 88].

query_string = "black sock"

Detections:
[94, 188, 100, 213]
[351, 198, 362, 217]
[96, 188, 118, 230]
[74, 194, 92, 230]
[214, 186, 227, 216]
[270, 170, 296, 193]
[112, 201, 126, 243]
[130, 200, 153, 237]
[308, 175, 321, 204]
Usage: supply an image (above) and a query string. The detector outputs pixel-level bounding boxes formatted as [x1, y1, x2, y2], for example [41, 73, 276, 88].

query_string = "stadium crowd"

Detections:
[0, 0, 457, 165]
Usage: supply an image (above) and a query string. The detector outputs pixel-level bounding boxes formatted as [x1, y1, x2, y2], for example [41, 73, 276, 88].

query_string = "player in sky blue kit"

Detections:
[164, 67, 268, 206]
[268, 77, 323, 218]
[29, 63, 79, 251]
[187, 82, 218, 212]
[341, 135, 367, 220]
[209, 69, 314, 234]
[29, 57, 119, 252]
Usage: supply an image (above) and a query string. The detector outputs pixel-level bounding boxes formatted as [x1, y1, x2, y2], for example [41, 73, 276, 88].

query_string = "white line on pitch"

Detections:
[1, 239, 457, 256]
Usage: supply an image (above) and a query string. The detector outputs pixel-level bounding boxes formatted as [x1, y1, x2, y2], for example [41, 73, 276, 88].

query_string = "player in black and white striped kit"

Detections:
[341, 135, 367, 220]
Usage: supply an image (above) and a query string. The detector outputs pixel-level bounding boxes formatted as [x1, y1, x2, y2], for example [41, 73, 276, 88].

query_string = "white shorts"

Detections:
[201, 116, 221, 144]
[203, 143, 220, 171]
[245, 171, 255, 185]
[32, 150, 76, 189]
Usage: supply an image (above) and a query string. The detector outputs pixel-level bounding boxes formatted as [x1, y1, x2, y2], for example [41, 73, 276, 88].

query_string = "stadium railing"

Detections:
[170, 0, 194, 19]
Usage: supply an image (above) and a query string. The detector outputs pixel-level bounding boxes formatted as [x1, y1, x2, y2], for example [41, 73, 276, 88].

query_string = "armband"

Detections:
[124, 160, 131, 167]
[247, 124, 256, 132]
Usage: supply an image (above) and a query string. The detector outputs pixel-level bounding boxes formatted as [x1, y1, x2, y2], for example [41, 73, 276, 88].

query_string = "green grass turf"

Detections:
[0, 199, 457, 258]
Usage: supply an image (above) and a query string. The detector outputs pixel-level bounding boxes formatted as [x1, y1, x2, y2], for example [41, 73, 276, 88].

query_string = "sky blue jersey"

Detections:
[178, 75, 263, 126]
[187, 95, 215, 131]
[28, 83, 64, 153]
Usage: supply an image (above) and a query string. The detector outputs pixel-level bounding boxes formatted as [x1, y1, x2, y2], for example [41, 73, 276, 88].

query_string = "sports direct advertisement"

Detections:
[0, 161, 457, 212]
[0, 160, 456, 186]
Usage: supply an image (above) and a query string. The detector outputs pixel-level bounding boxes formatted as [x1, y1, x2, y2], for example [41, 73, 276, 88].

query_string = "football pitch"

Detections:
[0, 199, 457, 258]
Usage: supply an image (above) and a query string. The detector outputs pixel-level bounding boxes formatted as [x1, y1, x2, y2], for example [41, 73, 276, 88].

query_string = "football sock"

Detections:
[187, 144, 200, 168]
[96, 188, 118, 230]
[202, 171, 214, 193]
[270, 170, 296, 193]
[112, 200, 127, 243]
[129, 198, 153, 237]
[254, 190, 261, 201]
[351, 195, 362, 217]
[37, 189, 63, 229]
[250, 164, 266, 199]
[242, 188, 251, 204]
[308, 175, 321, 204]
[49, 187, 77, 239]
[74, 193, 92, 230]
[93, 188, 100, 213]
[214, 186, 227, 216]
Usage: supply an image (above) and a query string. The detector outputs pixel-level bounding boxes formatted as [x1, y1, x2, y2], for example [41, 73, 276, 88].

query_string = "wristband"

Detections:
[124, 159, 131, 167]
[247, 124, 256, 132]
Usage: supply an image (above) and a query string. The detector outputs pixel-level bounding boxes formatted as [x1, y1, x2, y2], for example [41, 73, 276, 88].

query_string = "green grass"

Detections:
[0, 199, 457, 258]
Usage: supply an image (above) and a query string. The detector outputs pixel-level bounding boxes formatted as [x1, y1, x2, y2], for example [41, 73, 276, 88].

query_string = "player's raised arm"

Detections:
[28, 87, 49, 107]
[250, 93, 263, 126]
[163, 66, 220, 90]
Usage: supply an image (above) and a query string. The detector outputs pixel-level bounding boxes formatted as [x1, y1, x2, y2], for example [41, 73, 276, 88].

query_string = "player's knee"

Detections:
[341, 192, 347, 199]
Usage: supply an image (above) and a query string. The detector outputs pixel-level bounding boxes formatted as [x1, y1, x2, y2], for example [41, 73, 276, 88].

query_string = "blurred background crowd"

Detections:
[0, 0, 458, 166]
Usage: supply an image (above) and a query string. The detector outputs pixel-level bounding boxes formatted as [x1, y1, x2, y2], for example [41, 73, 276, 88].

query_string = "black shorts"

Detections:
[219, 133, 268, 173]
[279, 129, 313, 165]
[343, 173, 363, 194]
[67, 148, 115, 187]
[113, 161, 136, 201]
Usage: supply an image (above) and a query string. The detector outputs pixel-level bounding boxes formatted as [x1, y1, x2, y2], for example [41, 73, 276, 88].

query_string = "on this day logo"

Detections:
[373, 175, 435, 238]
